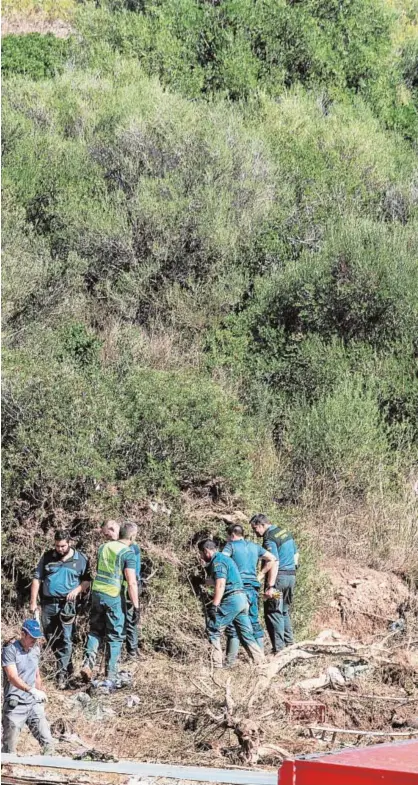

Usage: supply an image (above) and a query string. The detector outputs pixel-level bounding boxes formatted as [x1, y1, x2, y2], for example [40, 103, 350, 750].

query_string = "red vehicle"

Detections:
[279, 739, 418, 784]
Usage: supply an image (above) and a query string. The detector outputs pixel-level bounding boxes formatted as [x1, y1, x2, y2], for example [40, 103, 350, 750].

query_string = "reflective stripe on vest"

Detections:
[92, 541, 130, 598]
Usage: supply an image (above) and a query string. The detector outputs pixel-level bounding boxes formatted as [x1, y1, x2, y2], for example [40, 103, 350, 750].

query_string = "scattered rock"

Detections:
[327, 666, 346, 689]
[341, 660, 371, 681]
[72, 692, 92, 708]
[126, 694, 141, 708]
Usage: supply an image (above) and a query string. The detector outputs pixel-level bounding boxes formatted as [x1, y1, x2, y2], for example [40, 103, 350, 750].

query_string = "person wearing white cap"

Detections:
[1, 619, 55, 755]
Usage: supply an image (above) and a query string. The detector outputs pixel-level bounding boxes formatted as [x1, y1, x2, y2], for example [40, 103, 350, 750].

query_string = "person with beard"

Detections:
[30, 530, 90, 689]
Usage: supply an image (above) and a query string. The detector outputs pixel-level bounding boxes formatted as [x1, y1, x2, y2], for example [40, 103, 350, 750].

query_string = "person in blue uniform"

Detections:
[198, 539, 264, 668]
[30, 530, 91, 688]
[119, 521, 142, 659]
[250, 514, 299, 654]
[223, 524, 277, 665]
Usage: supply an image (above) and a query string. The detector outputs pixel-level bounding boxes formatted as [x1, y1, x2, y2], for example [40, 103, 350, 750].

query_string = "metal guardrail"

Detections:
[1, 755, 277, 785]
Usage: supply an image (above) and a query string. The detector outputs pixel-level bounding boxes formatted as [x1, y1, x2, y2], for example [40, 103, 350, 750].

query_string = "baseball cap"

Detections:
[22, 619, 43, 639]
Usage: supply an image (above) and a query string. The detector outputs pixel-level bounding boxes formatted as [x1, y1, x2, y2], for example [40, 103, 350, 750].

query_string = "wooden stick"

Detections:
[327, 692, 418, 703]
[190, 679, 215, 699]
[305, 725, 418, 738]
[142, 708, 197, 717]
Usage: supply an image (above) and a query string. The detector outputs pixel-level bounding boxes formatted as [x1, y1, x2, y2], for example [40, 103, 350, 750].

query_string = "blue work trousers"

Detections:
[227, 586, 263, 640]
[84, 591, 124, 679]
[264, 575, 295, 653]
[41, 600, 74, 676]
[206, 591, 263, 666]
[225, 585, 263, 665]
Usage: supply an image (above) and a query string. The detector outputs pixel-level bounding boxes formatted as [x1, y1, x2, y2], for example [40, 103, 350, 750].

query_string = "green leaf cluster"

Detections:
[1, 33, 71, 80]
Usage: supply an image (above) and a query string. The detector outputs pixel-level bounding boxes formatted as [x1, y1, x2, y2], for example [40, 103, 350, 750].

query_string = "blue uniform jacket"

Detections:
[222, 540, 268, 587]
[263, 525, 298, 570]
[206, 552, 244, 596]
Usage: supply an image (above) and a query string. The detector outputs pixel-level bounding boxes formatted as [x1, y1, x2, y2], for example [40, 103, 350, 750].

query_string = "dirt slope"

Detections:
[315, 561, 411, 641]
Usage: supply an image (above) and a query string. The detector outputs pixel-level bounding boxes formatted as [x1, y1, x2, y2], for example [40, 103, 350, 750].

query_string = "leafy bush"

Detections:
[57, 323, 102, 367]
[283, 374, 391, 496]
[118, 369, 254, 493]
[74, 0, 394, 101]
[2, 353, 254, 505]
[1, 33, 70, 80]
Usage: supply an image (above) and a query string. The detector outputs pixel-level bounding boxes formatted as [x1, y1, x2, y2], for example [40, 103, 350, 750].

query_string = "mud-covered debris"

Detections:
[328, 666, 346, 689]
[126, 694, 141, 707]
[73, 748, 119, 762]
[341, 660, 371, 681]
[389, 619, 406, 633]
[296, 666, 345, 692]
[72, 692, 92, 708]
[50, 718, 75, 737]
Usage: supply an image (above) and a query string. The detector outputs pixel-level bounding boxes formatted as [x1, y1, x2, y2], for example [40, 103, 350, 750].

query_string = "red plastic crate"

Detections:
[284, 701, 326, 723]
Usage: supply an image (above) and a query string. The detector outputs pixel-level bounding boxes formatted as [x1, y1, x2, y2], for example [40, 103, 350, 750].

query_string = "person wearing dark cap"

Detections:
[1, 619, 55, 755]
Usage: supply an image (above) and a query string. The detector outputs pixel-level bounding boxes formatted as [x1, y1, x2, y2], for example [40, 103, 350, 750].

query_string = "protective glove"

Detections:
[29, 687, 47, 703]
[207, 604, 219, 623]
[131, 607, 140, 625]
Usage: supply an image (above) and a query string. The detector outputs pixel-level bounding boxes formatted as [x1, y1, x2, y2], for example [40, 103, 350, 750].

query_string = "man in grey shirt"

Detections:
[2, 619, 55, 754]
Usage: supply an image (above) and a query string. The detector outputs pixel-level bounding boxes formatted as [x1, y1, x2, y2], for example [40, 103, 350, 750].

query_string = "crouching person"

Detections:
[2, 619, 55, 755]
[198, 540, 264, 668]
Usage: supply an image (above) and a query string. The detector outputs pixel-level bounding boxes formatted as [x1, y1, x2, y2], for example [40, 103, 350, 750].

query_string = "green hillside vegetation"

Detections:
[2, 0, 418, 652]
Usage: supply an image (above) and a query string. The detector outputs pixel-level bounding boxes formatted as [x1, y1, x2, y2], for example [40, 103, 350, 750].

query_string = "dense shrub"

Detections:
[74, 0, 394, 98]
[2, 18, 418, 632]
[1, 33, 70, 80]
[62, 0, 416, 139]
[283, 374, 391, 495]
[2, 354, 254, 504]
[3, 70, 417, 505]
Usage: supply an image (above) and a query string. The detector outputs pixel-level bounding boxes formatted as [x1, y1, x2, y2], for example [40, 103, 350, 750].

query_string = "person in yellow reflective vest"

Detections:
[81, 521, 139, 681]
